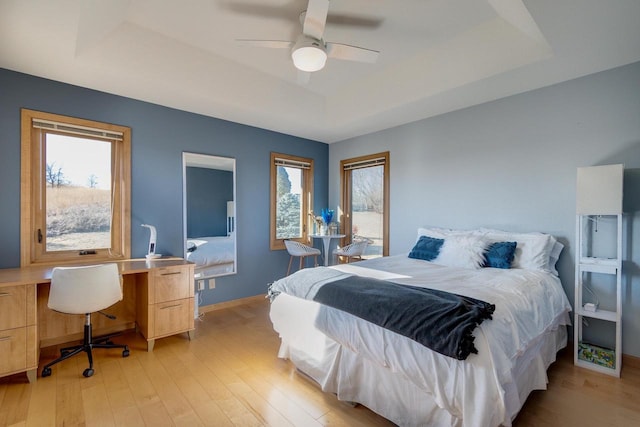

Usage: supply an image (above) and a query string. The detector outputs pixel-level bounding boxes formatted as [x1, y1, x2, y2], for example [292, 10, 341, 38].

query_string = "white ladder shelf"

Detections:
[573, 214, 622, 377]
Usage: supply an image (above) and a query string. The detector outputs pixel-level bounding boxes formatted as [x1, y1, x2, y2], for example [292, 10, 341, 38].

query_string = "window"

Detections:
[270, 152, 314, 250]
[20, 109, 131, 266]
[340, 152, 389, 258]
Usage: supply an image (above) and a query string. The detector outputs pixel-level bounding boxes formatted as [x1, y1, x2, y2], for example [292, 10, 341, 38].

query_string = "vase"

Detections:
[329, 223, 337, 235]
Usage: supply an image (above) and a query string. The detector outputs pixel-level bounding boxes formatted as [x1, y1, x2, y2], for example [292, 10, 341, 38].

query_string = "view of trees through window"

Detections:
[275, 166, 303, 239]
[45, 134, 112, 251]
[350, 165, 384, 258]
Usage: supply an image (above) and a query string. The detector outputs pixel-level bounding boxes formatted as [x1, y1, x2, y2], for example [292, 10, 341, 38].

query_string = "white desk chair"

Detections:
[41, 263, 130, 378]
[284, 240, 322, 276]
[333, 239, 370, 263]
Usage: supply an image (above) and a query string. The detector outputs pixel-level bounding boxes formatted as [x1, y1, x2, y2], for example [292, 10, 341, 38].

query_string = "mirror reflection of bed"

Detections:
[182, 153, 236, 280]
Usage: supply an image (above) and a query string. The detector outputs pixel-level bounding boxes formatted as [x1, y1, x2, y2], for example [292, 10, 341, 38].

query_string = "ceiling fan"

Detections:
[236, 0, 380, 81]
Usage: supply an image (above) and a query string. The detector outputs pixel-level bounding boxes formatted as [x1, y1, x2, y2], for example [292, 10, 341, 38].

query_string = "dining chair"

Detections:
[284, 240, 322, 275]
[333, 239, 370, 263]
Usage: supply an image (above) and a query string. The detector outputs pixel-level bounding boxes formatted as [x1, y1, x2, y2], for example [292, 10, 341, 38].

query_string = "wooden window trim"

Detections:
[340, 151, 389, 256]
[20, 109, 131, 266]
[270, 152, 314, 250]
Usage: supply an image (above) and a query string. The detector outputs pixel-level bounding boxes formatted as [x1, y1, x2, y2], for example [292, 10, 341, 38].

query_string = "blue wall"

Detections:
[0, 68, 328, 305]
[186, 167, 232, 238]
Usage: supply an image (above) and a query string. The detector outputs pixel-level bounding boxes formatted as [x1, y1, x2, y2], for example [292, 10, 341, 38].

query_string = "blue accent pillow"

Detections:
[409, 236, 444, 261]
[484, 241, 517, 269]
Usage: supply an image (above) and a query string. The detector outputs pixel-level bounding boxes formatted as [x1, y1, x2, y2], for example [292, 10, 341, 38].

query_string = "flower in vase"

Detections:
[321, 208, 334, 225]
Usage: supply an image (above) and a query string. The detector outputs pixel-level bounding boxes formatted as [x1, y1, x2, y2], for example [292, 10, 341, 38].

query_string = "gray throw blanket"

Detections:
[311, 275, 495, 360]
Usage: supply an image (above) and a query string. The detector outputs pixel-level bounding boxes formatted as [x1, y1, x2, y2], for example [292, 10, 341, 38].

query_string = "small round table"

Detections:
[310, 234, 346, 266]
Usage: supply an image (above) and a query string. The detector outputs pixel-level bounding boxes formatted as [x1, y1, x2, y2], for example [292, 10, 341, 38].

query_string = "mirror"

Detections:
[182, 152, 236, 279]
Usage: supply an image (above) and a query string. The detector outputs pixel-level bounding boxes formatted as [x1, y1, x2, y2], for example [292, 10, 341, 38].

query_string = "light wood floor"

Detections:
[1, 297, 640, 427]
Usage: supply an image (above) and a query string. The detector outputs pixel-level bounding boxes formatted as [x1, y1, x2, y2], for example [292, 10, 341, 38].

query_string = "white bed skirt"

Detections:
[270, 293, 567, 427]
[194, 262, 234, 278]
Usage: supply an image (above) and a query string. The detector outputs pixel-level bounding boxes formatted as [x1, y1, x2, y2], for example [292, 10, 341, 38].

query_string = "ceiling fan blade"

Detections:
[224, 3, 297, 22]
[236, 39, 294, 49]
[297, 70, 311, 85]
[326, 14, 383, 29]
[326, 42, 379, 63]
[224, 1, 382, 29]
[303, 0, 329, 40]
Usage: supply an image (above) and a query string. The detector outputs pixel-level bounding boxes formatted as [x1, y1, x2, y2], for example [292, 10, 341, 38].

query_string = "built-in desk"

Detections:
[0, 258, 195, 383]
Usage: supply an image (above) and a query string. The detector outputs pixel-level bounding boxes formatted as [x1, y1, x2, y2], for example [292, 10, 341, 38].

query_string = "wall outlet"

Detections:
[209, 278, 215, 289]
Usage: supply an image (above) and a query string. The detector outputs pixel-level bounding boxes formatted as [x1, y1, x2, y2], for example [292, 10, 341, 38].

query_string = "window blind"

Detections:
[274, 157, 311, 169]
[342, 156, 386, 171]
[33, 119, 124, 141]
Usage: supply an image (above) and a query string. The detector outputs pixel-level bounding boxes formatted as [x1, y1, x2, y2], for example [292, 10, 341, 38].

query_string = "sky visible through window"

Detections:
[46, 134, 111, 189]
[288, 167, 301, 195]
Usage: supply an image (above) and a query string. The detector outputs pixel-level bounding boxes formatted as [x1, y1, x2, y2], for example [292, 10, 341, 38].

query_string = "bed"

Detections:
[268, 227, 572, 427]
[186, 235, 235, 277]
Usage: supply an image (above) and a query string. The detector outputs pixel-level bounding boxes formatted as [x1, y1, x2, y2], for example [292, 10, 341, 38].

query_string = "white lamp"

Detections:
[291, 35, 327, 72]
[227, 201, 235, 235]
[576, 164, 623, 215]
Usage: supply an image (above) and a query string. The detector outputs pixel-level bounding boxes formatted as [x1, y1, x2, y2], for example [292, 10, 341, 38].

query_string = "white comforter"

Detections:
[269, 255, 572, 427]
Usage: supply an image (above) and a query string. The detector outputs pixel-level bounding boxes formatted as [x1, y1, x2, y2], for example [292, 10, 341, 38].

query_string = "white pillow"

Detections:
[417, 226, 472, 241]
[417, 226, 563, 273]
[433, 234, 488, 269]
[547, 241, 564, 276]
[476, 228, 558, 273]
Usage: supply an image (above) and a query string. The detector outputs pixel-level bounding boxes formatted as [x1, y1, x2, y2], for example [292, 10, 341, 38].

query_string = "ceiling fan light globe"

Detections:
[292, 46, 327, 72]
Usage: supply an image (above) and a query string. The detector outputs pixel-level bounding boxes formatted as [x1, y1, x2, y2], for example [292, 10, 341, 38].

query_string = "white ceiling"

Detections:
[1, 0, 639, 143]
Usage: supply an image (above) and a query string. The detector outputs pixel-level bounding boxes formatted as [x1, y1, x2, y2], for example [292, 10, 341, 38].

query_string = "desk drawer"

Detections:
[152, 266, 191, 303]
[0, 285, 26, 330]
[153, 299, 192, 337]
[0, 327, 27, 375]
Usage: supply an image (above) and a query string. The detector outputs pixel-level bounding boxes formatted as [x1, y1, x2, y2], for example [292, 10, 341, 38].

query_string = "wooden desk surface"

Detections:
[0, 258, 192, 288]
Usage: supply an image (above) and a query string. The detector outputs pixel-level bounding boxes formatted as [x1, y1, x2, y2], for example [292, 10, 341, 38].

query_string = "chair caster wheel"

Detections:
[83, 368, 94, 377]
[41, 367, 52, 377]
[122, 349, 130, 357]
